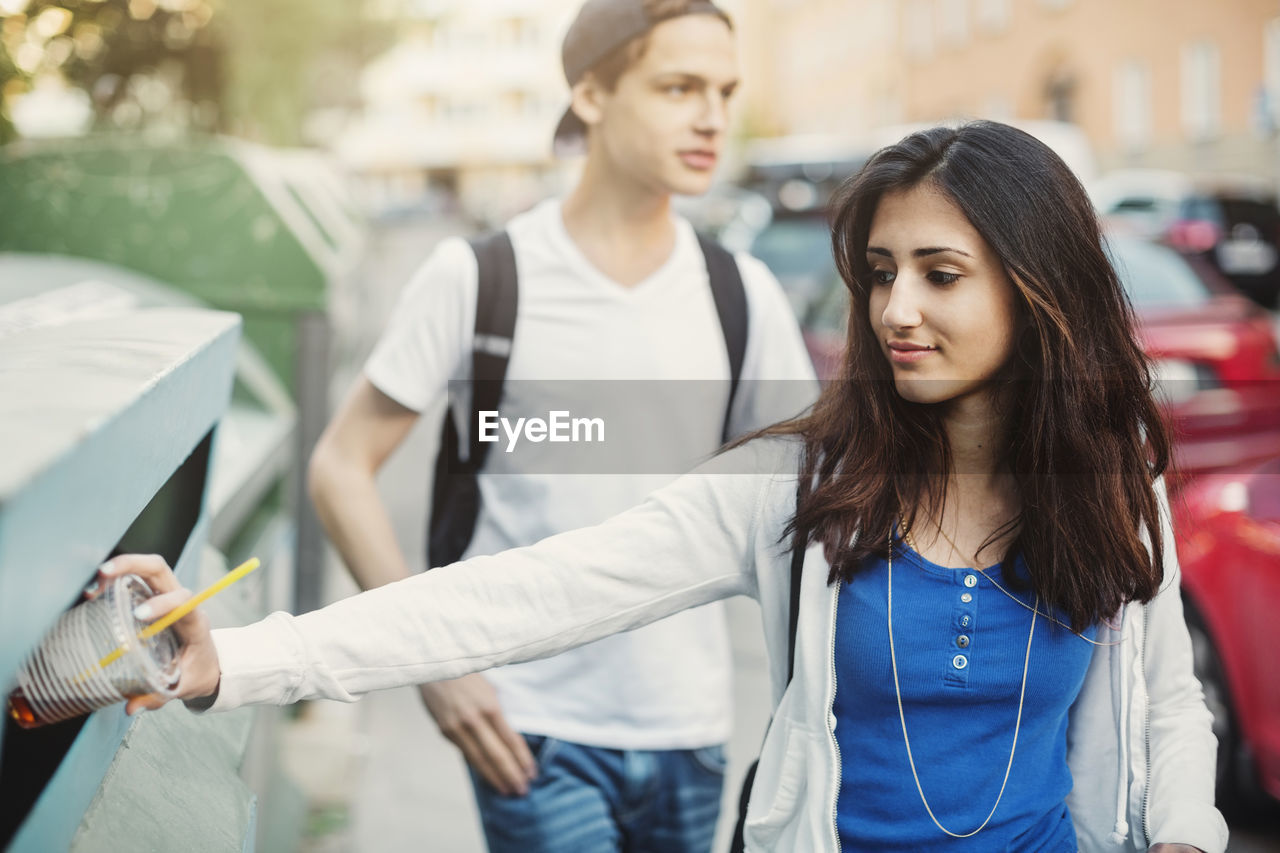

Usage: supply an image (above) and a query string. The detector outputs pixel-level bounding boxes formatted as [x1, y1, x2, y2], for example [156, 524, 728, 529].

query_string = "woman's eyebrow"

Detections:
[866, 245, 973, 259]
[914, 246, 973, 258]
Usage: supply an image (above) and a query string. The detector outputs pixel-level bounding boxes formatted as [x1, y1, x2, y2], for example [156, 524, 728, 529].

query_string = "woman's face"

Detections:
[865, 182, 1020, 409]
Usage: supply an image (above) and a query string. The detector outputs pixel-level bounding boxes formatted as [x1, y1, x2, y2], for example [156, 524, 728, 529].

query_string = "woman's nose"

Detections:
[880, 281, 923, 330]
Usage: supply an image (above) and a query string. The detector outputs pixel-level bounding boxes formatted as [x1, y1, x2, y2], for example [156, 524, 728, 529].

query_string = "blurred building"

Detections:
[755, 0, 1280, 181]
[335, 0, 583, 222]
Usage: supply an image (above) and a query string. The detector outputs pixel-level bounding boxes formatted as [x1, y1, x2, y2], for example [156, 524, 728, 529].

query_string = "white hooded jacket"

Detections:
[205, 438, 1228, 852]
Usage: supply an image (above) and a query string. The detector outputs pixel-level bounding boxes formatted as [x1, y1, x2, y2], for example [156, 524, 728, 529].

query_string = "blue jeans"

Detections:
[468, 734, 727, 853]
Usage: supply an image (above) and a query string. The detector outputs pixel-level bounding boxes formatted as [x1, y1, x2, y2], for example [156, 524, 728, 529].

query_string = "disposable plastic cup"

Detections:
[6, 573, 180, 728]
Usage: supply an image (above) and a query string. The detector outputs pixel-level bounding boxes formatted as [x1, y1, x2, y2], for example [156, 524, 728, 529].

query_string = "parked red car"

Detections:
[1175, 460, 1280, 805]
[1116, 235, 1280, 479]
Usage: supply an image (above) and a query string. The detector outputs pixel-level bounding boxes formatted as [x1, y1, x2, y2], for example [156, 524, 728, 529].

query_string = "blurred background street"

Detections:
[3, 0, 1280, 850]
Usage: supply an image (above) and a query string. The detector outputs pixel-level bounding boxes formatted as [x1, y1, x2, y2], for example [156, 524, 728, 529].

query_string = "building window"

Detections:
[976, 0, 1010, 33]
[1043, 68, 1076, 123]
[905, 0, 934, 59]
[1113, 60, 1152, 151]
[504, 17, 537, 47]
[503, 90, 542, 119]
[1265, 18, 1280, 129]
[1181, 40, 1221, 140]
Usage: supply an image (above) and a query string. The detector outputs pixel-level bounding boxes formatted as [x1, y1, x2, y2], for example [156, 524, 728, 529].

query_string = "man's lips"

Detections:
[887, 341, 938, 363]
[678, 150, 717, 170]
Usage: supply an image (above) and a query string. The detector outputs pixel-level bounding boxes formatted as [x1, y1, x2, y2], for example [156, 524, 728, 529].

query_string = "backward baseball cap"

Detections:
[553, 0, 729, 154]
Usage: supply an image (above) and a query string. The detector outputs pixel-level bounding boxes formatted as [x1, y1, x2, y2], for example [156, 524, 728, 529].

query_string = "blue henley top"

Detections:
[833, 540, 1098, 851]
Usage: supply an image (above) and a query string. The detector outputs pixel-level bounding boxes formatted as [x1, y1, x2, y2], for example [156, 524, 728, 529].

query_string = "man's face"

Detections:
[586, 15, 739, 196]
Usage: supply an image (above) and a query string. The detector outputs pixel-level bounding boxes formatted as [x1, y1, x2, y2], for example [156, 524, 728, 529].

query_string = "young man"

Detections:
[307, 1, 816, 850]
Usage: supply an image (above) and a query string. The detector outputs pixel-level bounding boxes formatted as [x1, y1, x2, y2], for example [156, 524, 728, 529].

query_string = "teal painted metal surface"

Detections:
[56, 549, 262, 853]
[0, 309, 242, 696]
[0, 308, 241, 850]
[7, 521, 213, 853]
[0, 252, 300, 558]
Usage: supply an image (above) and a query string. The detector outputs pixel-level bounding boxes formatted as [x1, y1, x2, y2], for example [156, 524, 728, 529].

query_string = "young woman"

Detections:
[106, 121, 1226, 852]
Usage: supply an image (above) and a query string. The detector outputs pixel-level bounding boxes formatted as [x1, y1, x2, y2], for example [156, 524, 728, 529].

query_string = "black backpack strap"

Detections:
[696, 233, 748, 444]
[786, 521, 808, 684]
[467, 231, 519, 470]
[427, 231, 518, 567]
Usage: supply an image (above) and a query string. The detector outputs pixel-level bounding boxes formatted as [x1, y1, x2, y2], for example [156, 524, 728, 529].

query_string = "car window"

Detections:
[1179, 195, 1223, 225]
[750, 217, 834, 277]
[750, 216, 842, 319]
[1102, 195, 1180, 237]
[1107, 237, 1212, 309]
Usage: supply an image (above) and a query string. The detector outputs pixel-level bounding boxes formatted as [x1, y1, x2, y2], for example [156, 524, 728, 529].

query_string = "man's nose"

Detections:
[695, 93, 729, 135]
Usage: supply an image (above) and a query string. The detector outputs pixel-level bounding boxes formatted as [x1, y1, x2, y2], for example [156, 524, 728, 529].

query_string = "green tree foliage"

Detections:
[0, 0, 389, 144]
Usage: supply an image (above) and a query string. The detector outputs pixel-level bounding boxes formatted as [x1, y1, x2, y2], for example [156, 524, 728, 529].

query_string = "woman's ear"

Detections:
[569, 76, 606, 131]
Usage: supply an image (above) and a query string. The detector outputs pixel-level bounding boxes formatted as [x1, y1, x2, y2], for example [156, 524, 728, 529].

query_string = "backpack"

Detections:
[427, 229, 749, 569]
[729, 516, 807, 853]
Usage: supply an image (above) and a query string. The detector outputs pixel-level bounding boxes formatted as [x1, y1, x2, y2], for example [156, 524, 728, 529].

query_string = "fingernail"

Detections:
[84, 580, 100, 597]
[100, 560, 117, 576]
[133, 603, 153, 621]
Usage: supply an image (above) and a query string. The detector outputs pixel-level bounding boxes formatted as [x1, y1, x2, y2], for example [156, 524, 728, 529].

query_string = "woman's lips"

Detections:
[679, 151, 717, 170]
[887, 343, 938, 363]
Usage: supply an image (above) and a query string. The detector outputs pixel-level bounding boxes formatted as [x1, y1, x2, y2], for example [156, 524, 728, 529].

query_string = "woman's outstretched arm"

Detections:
[107, 439, 793, 715]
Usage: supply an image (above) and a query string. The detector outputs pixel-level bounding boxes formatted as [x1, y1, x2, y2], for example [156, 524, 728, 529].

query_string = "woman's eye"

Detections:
[870, 269, 895, 285]
[665, 84, 691, 96]
[927, 271, 960, 285]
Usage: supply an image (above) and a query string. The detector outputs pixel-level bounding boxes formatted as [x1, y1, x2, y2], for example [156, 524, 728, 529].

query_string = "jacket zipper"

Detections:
[1140, 602, 1152, 845]
[828, 583, 843, 852]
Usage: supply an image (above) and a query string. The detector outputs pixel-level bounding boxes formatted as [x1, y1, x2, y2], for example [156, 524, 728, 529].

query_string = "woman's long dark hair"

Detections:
[763, 121, 1171, 630]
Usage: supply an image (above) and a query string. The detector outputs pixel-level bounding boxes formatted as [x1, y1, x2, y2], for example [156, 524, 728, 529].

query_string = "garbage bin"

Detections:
[0, 254, 304, 852]
[0, 135, 364, 615]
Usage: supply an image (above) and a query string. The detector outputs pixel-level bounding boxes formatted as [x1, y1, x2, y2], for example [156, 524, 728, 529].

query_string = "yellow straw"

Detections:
[95, 557, 261, 670]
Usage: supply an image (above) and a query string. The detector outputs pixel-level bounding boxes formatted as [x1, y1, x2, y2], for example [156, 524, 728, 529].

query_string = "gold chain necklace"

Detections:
[901, 514, 1119, 646]
[887, 527, 1035, 838]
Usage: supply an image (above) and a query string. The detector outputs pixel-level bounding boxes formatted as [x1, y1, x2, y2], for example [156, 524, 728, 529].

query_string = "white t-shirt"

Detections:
[365, 198, 817, 749]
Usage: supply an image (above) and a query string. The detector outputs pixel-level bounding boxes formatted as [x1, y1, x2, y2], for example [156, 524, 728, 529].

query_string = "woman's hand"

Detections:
[87, 554, 222, 715]
[1149, 844, 1206, 852]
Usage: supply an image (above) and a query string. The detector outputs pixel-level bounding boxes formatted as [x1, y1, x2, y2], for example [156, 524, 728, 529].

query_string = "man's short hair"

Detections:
[588, 0, 734, 91]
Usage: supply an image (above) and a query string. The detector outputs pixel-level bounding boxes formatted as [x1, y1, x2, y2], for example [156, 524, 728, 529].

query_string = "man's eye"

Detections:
[665, 85, 691, 96]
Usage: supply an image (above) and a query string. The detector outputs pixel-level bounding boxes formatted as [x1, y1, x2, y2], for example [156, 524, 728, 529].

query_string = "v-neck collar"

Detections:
[547, 199, 694, 296]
